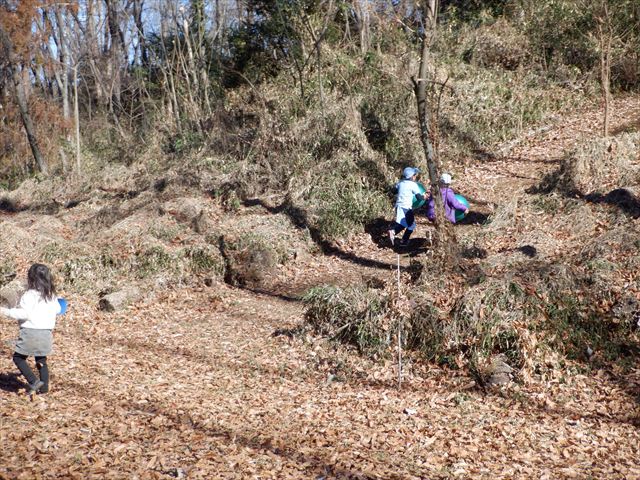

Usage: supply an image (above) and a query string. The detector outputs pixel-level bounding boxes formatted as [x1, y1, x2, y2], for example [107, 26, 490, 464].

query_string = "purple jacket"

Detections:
[426, 187, 467, 223]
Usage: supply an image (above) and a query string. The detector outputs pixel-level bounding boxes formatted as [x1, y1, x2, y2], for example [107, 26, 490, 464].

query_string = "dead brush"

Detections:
[485, 197, 519, 230]
[303, 284, 393, 356]
[446, 279, 542, 383]
[562, 132, 640, 195]
[302, 274, 445, 360]
[533, 132, 640, 197]
[219, 233, 278, 287]
[470, 18, 531, 71]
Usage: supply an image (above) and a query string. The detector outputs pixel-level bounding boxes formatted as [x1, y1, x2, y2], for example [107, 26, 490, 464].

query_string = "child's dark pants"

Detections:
[392, 209, 415, 243]
[13, 353, 49, 392]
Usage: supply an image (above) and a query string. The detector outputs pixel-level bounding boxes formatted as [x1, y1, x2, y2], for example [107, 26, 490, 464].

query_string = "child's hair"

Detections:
[27, 263, 56, 301]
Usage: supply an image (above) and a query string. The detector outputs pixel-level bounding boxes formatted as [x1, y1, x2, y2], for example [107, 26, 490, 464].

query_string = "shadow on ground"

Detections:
[458, 211, 490, 225]
[0, 372, 24, 393]
[244, 199, 401, 271]
[582, 189, 640, 219]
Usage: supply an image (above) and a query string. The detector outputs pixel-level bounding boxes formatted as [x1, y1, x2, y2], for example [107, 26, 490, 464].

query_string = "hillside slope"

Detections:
[0, 96, 639, 479]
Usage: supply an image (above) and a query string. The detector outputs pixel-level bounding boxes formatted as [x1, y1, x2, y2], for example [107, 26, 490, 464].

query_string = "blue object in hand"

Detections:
[454, 194, 470, 222]
[58, 298, 68, 315]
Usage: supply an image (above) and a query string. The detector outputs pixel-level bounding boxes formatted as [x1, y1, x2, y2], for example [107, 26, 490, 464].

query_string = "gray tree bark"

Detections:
[413, 0, 457, 259]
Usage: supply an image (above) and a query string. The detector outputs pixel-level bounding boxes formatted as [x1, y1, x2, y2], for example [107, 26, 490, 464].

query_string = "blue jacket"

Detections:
[394, 180, 424, 209]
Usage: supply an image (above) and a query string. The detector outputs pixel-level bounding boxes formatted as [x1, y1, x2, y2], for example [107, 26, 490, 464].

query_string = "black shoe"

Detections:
[28, 380, 44, 394]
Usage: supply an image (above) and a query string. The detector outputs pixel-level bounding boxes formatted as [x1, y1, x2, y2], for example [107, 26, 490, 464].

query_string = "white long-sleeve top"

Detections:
[2, 289, 61, 329]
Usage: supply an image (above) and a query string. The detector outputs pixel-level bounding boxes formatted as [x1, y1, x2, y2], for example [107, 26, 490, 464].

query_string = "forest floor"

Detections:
[1, 96, 639, 479]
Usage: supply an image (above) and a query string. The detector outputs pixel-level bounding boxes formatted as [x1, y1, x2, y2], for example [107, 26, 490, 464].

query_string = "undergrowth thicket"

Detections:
[2, 2, 639, 382]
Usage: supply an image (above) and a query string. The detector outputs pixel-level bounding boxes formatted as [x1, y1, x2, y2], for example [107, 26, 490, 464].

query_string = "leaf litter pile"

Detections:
[1, 97, 640, 479]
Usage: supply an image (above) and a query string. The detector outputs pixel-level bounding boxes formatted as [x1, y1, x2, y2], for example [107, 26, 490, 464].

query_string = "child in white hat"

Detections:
[426, 173, 469, 223]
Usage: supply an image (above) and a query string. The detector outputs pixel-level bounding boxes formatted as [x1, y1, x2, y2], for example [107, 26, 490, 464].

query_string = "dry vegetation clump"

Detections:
[563, 133, 640, 195]
[160, 196, 208, 223]
[305, 159, 390, 241]
[268, 93, 393, 241]
[535, 132, 640, 197]
[301, 275, 541, 381]
[303, 284, 394, 355]
[469, 19, 531, 71]
[288, 96, 394, 241]
[445, 278, 534, 371]
[219, 233, 277, 287]
[57, 250, 123, 294]
[217, 214, 307, 287]
[403, 290, 444, 358]
[574, 224, 640, 314]
[0, 215, 67, 270]
[437, 260, 634, 377]
[2, 177, 63, 211]
[435, 62, 582, 164]
[220, 210, 314, 260]
[53, 239, 225, 296]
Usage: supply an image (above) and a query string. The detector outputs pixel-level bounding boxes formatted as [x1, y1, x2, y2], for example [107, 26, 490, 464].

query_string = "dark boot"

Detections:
[400, 229, 413, 246]
[36, 356, 49, 393]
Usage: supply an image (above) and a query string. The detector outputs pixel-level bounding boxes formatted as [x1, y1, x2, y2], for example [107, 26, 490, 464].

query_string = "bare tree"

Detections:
[594, 0, 613, 137]
[53, 6, 71, 121]
[104, 0, 126, 110]
[132, 0, 148, 66]
[412, 0, 457, 259]
[353, 0, 371, 54]
[0, 23, 48, 174]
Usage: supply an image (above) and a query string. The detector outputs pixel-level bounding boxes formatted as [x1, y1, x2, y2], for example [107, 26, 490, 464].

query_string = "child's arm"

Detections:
[1, 291, 34, 321]
[412, 183, 427, 202]
[1, 305, 28, 321]
[447, 190, 469, 214]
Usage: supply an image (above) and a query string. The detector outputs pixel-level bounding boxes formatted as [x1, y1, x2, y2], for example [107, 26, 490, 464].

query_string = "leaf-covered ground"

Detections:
[1, 96, 639, 479]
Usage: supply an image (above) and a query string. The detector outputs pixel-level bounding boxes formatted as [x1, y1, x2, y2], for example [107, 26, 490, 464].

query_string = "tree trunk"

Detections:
[74, 65, 82, 174]
[354, 0, 370, 54]
[132, 0, 148, 66]
[0, 24, 48, 174]
[105, 0, 125, 109]
[54, 6, 70, 121]
[595, 1, 612, 137]
[413, 0, 457, 260]
[14, 67, 48, 174]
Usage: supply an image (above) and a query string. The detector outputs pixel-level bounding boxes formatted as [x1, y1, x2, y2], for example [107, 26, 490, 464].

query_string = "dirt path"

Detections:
[1, 97, 639, 479]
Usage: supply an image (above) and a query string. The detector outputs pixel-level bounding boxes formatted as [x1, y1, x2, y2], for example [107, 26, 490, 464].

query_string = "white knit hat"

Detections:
[440, 173, 452, 184]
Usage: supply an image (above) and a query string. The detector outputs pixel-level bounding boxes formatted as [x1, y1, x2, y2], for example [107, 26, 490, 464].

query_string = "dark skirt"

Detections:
[14, 328, 53, 357]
